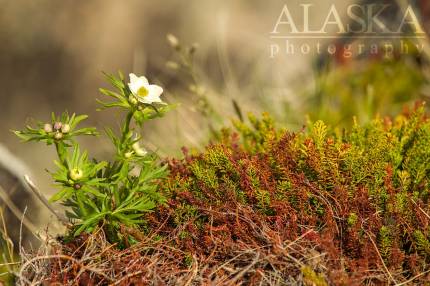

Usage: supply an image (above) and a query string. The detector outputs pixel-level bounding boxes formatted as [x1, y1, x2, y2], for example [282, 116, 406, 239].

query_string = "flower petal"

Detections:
[148, 84, 163, 98]
[128, 74, 149, 95]
[129, 73, 139, 82]
[137, 95, 163, 104]
[129, 73, 148, 85]
[147, 95, 163, 103]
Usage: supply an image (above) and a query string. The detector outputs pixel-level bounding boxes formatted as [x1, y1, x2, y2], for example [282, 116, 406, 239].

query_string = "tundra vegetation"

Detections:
[3, 37, 430, 285]
[9, 76, 430, 284]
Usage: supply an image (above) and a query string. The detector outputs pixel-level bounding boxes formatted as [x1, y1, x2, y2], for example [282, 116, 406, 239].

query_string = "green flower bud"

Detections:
[124, 151, 133, 159]
[69, 168, 84, 181]
[129, 95, 138, 105]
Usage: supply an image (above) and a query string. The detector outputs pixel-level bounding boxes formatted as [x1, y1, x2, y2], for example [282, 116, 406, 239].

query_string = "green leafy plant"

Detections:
[14, 72, 173, 240]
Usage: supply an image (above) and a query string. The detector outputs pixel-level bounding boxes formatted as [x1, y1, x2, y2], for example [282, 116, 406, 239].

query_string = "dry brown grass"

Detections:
[16, 213, 328, 286]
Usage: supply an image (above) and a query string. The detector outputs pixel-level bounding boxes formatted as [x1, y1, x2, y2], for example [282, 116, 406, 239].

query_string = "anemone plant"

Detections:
[14, 72, 173, 242]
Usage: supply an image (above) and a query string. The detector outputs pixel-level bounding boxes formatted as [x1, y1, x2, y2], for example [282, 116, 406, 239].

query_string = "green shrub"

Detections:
[145, 102, 430, 284]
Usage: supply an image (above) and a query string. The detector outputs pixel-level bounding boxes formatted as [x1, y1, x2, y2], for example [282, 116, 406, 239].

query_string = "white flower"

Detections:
[132, 142, 148, 157]
[128, 73, 164, 105]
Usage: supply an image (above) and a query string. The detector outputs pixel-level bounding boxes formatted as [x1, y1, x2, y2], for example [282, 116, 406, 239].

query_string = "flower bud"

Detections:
[132, 142, 147, 157]
[129, 95, 138, 105]
[53, 122, 63, 131]
[44, 123, 53, 133]
[61, 124, 71, 133]
[189, 43, 199, 55]
[166, 61, 179, 70]
[69, 168, 84, 181]
[54, 132, 63, 140]
[166, 34, 180, 49]
[124, 151, 133, 159]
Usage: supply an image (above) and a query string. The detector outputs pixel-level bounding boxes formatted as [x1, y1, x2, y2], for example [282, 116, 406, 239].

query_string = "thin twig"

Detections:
[365, 231, 397, 285]
[184, 255, 198, 286]
[0, 185, 39, 238]
[110, 271, 144, 285]
[411, 199, 430, 220]
[227, 253, 261, 286]
[394, 269, 430, 286]
[19, 254, 113, 283]
[23, 175, 69, 225]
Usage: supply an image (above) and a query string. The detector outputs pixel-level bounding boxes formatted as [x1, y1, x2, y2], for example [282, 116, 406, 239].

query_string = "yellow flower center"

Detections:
[69, 168, 84, 181]
[137, 86, 149, 97]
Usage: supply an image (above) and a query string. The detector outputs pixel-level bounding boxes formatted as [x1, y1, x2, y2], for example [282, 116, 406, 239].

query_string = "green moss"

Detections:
[301, 266, 328, 286]
[178, 231, 191, 240]
[378, 226, 393, 262]
[183, 253, 194, 268]
[347, 213, 358, 227]
[174, 204, 199, 225]
[414, 230, 430, 258]
[155, 105, 430, 283]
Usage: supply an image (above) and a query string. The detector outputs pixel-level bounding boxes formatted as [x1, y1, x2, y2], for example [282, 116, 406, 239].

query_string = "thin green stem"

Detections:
[121, 111, 134, 145]
[55, 141, 67, 165]
[75, 192, 88, 217]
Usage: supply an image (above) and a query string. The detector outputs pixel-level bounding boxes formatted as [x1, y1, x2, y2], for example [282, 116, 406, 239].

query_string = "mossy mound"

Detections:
[21, 103, 430, 285]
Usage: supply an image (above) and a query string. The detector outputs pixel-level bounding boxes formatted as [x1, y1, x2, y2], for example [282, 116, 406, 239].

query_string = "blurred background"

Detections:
[1, 0, 430, 249]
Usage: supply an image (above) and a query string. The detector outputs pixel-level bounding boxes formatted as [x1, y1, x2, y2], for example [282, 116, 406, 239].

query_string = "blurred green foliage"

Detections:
[306, 56, 428, 128]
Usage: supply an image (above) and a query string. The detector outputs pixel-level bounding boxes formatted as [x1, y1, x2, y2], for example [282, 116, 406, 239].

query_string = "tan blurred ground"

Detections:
[0, 0, 354, 200]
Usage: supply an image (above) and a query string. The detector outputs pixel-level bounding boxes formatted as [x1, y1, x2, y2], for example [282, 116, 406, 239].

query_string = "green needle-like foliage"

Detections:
[145, 102, 430, 284]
